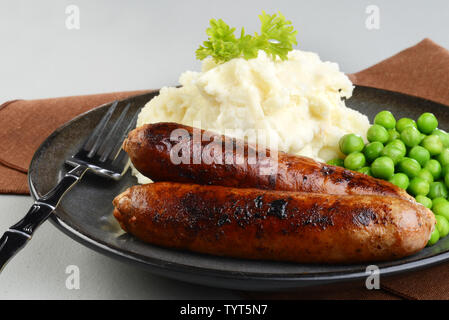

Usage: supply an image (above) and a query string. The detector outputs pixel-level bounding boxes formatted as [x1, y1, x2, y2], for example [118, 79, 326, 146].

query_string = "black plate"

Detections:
[28, 87, 449, 291]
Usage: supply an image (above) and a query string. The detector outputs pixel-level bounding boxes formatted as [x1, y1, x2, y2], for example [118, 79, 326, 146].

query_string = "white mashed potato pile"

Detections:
[134, 49, 370, 183]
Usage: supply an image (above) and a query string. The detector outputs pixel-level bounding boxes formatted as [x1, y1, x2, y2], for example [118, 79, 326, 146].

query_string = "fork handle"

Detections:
[0, 165, 88, 272]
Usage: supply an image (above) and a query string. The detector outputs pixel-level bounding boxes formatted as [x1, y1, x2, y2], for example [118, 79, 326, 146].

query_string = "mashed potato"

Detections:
[134, 49, 370, 183]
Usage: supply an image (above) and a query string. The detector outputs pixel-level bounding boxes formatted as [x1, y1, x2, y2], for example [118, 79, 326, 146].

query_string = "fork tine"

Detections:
[98, 103, 131, 162]
[68, 101, 140, 179]
[109, 109, 140, 162]
[83, 100, 118, 154]
[112, 149, 130, 167]
[86, 101, 119, 158]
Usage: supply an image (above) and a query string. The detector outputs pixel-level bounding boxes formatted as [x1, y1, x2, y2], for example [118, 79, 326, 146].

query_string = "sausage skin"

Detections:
[124, 122, 413, 201]
[113, 182, 434, 263]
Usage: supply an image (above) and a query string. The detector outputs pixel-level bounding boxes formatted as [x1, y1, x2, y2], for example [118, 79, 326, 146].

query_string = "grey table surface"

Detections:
[0, 0, 448, 299]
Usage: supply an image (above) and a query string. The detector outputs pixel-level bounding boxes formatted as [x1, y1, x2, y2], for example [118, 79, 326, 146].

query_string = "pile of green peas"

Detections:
[328, 111, 449, 246]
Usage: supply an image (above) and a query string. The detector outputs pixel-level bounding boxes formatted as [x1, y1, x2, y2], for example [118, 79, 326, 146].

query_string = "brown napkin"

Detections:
[349, 38, 449, 106]
[1, 38, 448, 299]
[0, 90, 152, 194]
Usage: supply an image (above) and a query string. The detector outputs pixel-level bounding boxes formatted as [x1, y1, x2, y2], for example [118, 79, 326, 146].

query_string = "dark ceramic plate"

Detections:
[28, 87, 449, 291]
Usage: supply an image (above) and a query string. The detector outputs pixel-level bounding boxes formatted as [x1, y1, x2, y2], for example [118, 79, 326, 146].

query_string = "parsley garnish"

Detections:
[196, 11, 298, 64]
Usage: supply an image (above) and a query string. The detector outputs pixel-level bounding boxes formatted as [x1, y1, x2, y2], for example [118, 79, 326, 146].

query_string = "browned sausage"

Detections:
[124, 122, 413, 201]
[113, 182, 434, 263]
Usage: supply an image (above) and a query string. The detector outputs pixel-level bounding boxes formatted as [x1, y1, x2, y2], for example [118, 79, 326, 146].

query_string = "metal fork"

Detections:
[0, 100, 138, 272]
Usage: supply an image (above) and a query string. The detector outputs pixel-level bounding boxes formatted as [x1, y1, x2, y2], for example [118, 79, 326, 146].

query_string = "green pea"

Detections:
[388, 139, 406, 154]
[424, 159, 442, 180]
[408, 177, 430, 196]
[367, 125, 389, 143]
[387, 129, 400, 142]
[417, 112, 438, 134]
[432, 197, 448, 209]
[371, 156, 395, 180]
[415, 195, 432, 209]
[398, 157, 421, 178]
[380, 144, 404, 165]
[433, 201, 449, 221]
[435, 215, 449, 238]
[416, 168, 434, 183]
[344, 152, 366, 170]
[396, 118, 417, 133]
[374, 111, 396, 129]
[432, 129, 449, 148]
[408, 146, 430, 166]
[427, 228, 440, 246]
[363, 142, 384, 163]
[421, 135, 443, 156]
[401, 126, 422, 147]
[357, 166, 371, 176]
[339, 134, 365, 155]
[327, 158, 344, 167]
[437, 148, 449, 167]
[428, 181, 448, 199]
[389, 173, 409, 190]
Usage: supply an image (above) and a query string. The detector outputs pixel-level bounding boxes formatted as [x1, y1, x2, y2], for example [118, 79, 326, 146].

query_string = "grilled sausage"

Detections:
[113, 182, 434, 263]
[124, 122, 413, 201]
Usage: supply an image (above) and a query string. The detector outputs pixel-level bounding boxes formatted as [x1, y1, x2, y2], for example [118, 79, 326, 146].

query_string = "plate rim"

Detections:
[27, 86, 449, 289]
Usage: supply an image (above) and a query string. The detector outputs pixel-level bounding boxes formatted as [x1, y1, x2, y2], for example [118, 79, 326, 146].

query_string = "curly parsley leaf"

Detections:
[196, 11, 298, 64]
[258, 11, 298, 61]
[195, 19, 240, 62]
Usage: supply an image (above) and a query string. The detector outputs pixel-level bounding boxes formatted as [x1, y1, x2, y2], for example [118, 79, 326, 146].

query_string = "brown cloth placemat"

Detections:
[1, 38, 448, 299]
[0, 90, 152, 194]
[349, 38, 449, 106]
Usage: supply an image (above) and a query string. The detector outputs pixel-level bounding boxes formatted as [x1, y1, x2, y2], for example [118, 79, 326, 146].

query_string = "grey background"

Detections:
[0, 0, 448, 299]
